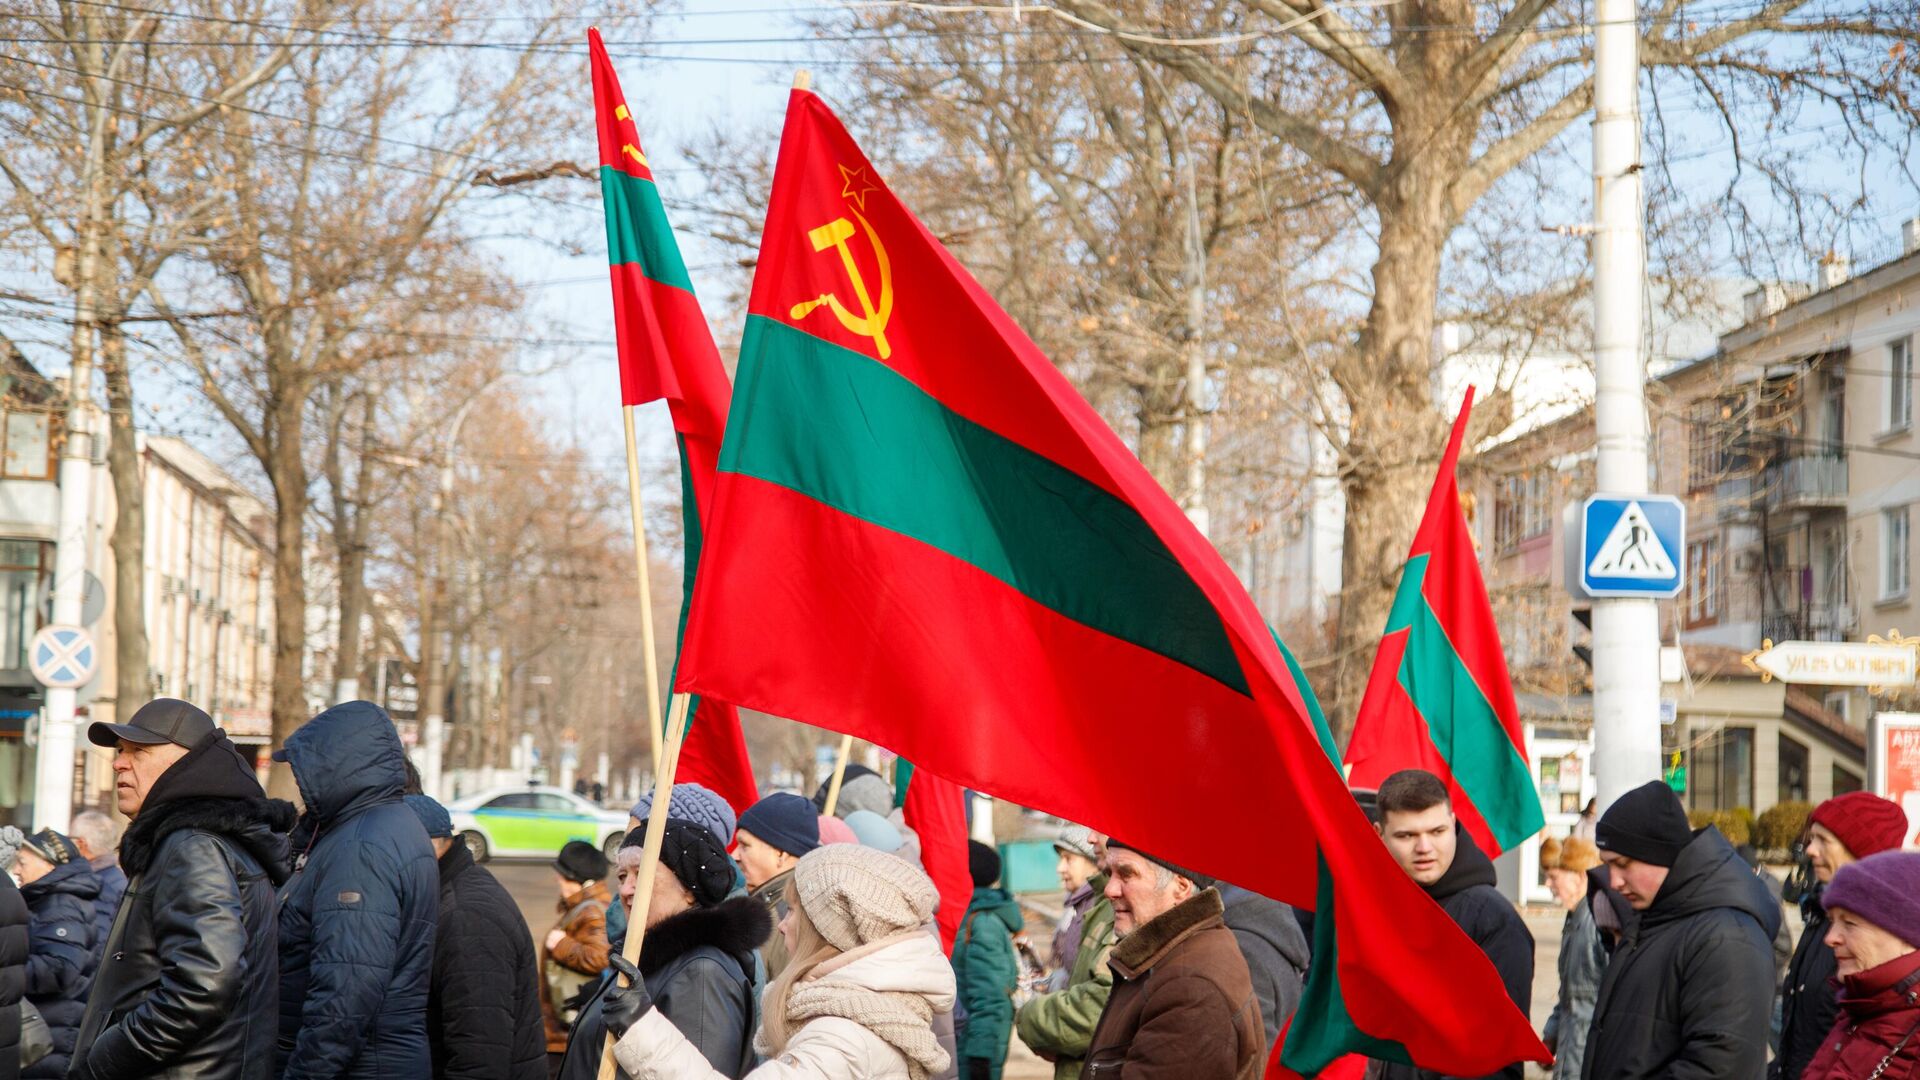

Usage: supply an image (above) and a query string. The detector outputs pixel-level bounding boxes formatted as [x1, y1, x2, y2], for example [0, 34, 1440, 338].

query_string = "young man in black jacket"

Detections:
[1371, 769, 1534, 1080]
[406, 795, 546, 1080]
[1584, 780, 1779, 1080]
[67, 698, 294, 1080]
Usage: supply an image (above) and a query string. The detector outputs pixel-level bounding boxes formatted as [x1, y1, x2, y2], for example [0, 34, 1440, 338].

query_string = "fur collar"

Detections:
[122, 796, 297, 885]
[639, 895, 773, 980]
[1111, 886, 1225, 978]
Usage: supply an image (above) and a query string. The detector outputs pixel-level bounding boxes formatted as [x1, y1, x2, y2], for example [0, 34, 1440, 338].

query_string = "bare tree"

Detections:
[0, 0, 314, 721]
[148, 5, 604, 795]
[951, 0, 1920, 733]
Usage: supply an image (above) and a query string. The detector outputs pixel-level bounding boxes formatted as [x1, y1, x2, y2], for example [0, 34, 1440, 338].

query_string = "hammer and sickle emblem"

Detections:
[612, 105, 648, 168]
[788, 209, 893, 358]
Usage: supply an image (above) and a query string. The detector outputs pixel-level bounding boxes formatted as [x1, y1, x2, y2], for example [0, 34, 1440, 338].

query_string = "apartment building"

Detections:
[1475, 233, 1920, 849]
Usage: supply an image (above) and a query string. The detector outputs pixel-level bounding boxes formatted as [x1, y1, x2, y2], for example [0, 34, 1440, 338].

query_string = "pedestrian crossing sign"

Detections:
[1581, 494, 1686, 597]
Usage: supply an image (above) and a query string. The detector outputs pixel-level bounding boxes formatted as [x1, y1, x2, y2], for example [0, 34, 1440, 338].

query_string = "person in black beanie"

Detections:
[954, 841, 1022, 1080]
[1582, 780, 1780, 1079]
[733, 793, 819, 983]
[558, 821, 768, 1080]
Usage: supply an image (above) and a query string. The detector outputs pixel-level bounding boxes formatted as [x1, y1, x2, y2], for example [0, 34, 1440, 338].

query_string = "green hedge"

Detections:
[1688, 807, 1755, 847]
[1755, 801, 1813, 855]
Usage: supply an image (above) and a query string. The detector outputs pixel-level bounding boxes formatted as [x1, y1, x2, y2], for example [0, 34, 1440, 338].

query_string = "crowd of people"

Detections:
[0, 695, 1910, 1079]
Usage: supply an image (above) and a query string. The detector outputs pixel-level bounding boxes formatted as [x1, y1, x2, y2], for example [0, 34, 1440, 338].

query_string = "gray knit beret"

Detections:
[792, 844, 938, 952]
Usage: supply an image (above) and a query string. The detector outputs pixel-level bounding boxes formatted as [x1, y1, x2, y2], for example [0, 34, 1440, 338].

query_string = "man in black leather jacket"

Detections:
[66, 698, 294, 1080]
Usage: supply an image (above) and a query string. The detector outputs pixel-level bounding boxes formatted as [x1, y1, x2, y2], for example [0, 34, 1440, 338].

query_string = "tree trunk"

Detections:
[266, 397, 309, 802]
[1326, 152, 1462, 742]
[332, 391, 375, 702]
[100, 325, 150, 720]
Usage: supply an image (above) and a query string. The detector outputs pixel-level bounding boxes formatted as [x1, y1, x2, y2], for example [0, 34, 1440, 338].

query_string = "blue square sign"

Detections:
[1581, 494, 1686, 597]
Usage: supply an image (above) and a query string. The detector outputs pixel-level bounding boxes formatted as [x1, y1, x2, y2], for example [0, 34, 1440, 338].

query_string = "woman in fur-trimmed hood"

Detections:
[595, 842, 957, 1080]
[559, 819, 770, 1080]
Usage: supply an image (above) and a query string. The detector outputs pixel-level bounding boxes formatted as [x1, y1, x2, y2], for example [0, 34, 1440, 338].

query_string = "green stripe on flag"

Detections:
[666, 435, 708, 739]
[1281, 850, 1412, 1072]
[1389, 555, 1542, 850]
[1272, 629, 1340, 768]
[600, 165, 693, 293]
[723, 315, 1249, 695]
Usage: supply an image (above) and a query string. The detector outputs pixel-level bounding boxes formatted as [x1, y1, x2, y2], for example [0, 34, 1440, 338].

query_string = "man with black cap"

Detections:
[1371, 769, 1533, 1080]
[406, 795, 544, 1080]
[1083, 840, 1263, 1079]
[68, 698, 295, 1080]
[1582, 779, 1780, 1080]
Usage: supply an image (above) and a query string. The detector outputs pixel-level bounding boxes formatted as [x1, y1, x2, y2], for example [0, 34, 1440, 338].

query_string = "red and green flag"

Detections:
[893, 760, 970, 953]
[589, 30, 757, 816]
[1343, 390, 1544, 857]
[675, 87, 1548, 1076]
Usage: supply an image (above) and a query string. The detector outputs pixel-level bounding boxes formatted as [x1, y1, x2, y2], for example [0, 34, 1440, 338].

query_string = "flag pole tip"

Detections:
[793, 70, 812, 91]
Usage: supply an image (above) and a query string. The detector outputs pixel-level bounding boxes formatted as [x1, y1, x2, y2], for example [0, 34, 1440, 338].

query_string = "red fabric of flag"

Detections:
[1344, 390, 1544, 856]
[589, 30, 757, 815]
[675, 87, 1546, 1075]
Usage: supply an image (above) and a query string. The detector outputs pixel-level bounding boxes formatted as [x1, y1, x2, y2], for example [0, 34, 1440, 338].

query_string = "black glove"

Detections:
[602, 954, 655, 1039]
[966, 1057, 993, 1080]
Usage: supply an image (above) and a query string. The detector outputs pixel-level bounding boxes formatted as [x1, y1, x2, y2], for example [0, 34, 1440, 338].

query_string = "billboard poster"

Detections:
[1870, 713, 1920, 848]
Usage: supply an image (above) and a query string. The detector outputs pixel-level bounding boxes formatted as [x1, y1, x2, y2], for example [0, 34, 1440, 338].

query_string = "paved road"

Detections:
[489, 858, 1054, 1078]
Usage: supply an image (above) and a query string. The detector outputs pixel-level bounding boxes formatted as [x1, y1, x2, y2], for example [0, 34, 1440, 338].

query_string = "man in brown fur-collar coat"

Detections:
[1082, 840, 1264, 1080]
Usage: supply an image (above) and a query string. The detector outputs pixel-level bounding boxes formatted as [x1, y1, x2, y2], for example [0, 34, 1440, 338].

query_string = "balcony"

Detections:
[1762, 453, 1848, 512]
[1762, 606, 1854, 644]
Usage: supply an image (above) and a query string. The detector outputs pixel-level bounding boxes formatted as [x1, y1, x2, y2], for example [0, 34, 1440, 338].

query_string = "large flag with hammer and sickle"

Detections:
[675, 86, 1549, 1076]
[588, 29, 757, 817]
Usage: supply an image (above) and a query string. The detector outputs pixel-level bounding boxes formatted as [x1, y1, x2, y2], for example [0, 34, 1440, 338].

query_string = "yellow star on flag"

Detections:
[839, 164, 880, 212]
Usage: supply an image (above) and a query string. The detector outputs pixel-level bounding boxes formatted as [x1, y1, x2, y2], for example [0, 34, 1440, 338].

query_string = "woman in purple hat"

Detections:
[1806, 850, 1920, 1079]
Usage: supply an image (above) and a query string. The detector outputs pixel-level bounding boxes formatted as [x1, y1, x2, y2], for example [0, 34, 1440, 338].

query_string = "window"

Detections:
[1779, 733, 1809, 805]
[1689, 726, 1754, 812]
[0, 413, 50, 480]
[1686, 538, 1721, 627]
[1493, 469, 1551, 551]
[0, 541, 50, 673]
[1884, 506, 1911, 600]
[531, 794, 576, 813]
[1890, 337, 1914, 433]
[1687, 395, 1750, 491]
[484, 793, 537, 811]
[1833, 766, 1864, 796]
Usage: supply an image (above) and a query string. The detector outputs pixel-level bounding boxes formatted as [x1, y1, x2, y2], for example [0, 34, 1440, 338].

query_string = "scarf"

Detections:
[755, 931, 950, 1080]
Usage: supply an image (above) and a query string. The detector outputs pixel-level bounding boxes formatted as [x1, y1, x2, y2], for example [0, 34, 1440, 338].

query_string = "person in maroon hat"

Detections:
[1776, 792, 1912, 1080]
[1802, 852, 1920, 1080]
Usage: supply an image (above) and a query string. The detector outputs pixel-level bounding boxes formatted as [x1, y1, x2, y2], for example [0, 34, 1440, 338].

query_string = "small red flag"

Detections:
[588, 30, 757, 814]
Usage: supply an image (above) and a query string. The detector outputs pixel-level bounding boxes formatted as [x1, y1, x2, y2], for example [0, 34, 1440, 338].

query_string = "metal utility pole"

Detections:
[37, 304, 99, 831]
[1589, 0, 1662, 806]
[418, 394, 488, 799]
[1176, 110, 1210, 539]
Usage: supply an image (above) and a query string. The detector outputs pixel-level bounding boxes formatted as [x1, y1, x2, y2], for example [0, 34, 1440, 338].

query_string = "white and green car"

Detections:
[445, 786, 628, 863]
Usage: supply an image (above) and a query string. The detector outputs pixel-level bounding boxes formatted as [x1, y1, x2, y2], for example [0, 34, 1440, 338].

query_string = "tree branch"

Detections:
[1050, 0, 1386, 196]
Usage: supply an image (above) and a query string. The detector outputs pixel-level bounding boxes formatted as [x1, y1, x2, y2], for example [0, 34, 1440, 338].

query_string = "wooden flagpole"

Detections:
[621, 406, 667, 783]
[821, 732, 856, 817]
[596, 691, 692, 1080]
[597, 71, 814, 1077]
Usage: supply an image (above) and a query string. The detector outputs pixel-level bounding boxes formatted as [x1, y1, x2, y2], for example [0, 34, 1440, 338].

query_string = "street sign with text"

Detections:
[1744, 640, 1919, 688]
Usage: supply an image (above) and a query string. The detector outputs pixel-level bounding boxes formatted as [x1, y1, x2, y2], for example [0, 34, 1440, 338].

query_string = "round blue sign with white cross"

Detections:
[29, 625, 96, 689]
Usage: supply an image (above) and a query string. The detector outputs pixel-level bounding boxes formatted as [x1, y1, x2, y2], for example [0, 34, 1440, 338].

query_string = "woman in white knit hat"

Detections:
[600, 843, 957, 1080]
